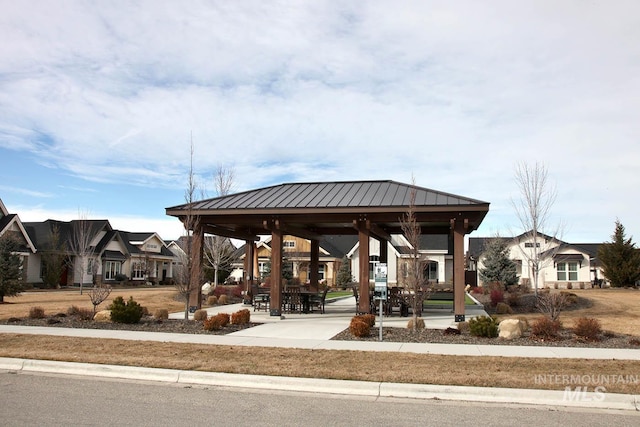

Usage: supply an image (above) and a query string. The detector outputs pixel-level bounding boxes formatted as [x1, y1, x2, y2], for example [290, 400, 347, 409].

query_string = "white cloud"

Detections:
[1, 1, 639, 243]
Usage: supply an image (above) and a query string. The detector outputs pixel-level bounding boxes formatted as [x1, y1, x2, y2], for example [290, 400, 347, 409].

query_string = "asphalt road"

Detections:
[2, 372, 638, 426]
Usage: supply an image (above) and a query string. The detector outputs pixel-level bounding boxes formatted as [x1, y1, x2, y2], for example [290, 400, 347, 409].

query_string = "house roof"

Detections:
[167, 180, 490, 241]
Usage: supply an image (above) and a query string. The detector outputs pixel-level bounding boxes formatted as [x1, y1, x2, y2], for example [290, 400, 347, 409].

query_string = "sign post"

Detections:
[374, 263, 388, 342]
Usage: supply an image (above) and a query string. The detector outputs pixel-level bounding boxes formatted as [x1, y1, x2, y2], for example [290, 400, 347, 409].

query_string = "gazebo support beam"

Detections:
[451, 217, 467, 322]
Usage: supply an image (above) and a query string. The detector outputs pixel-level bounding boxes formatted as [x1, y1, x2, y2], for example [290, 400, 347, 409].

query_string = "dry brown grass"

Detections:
[0, 287, 184, 320]
[1, 334, 639, 393]
[499, 288, 640, 336]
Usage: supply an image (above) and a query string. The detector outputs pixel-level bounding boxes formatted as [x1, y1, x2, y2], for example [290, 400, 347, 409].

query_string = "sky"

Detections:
[1, 1, 639, 244]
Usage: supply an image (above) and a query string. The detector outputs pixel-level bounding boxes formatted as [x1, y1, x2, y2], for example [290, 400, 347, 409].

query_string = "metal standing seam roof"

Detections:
[170, 180, 489, 212]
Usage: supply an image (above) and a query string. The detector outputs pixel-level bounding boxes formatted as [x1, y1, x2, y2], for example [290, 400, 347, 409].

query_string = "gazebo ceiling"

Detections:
[166, 180, 490, 241]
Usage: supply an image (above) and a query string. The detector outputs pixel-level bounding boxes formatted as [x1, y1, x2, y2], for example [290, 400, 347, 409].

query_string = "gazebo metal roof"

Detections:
[166, 180, 490, 240]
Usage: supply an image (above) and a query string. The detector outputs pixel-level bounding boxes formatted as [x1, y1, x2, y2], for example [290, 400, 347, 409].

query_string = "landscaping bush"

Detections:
[495, 302, 513, 315]
[203, 313, 228, 331]
[357, 313, 375, 327]
[471, 286, 484, 295]
[468, 316, 499, 338]
[531, 316, 562, 339]
[505, 291, 521, 307]
[517, 316, 530, 332]
[457, 321, 470, 333]
[193, 309, 208, 321]
[573, 317, 602, 341]
[349, 317, 371, 338]
[407, 317, 425, 330]
[154, 308, 169, 320]
[207, 296, 218, 305]
[490, 289, 504, 306]
[28, 306, 45, 319]
[67, 305, 81, 316]
[566, 283, 573, 290]
[109, 296, 144, 324]
[231, 309, 251, 325]
[443, 327, 461, 335]
[218, 294, 229, 305]
[75, 307, 94, 321]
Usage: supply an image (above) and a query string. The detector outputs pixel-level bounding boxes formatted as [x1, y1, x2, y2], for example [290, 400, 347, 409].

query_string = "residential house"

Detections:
[0, 199, 37, 282]
[231, 233, 453, 288]
[468, 231, 605, 289]
[23, 218, 176, 287]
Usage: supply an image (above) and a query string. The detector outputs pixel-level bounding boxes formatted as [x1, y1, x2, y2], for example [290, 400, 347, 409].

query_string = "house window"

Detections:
[369, 255, 380, 279]
[424, 261, 438, 281]
[131, 261, 146, 280]
[104, 261, 121, 280]
[318, 264, 325, 281]
[557, 262, 578, 281]
[524, 242, 540, 248]
[283, 240, 295, 248]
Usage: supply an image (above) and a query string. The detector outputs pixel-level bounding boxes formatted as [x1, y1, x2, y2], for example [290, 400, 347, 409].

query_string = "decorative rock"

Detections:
[93, 310, 112, 323]
[498, 318, 524, 340]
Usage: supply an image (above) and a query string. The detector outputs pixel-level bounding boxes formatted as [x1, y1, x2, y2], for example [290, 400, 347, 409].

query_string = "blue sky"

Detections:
[1, 1, 639, 243]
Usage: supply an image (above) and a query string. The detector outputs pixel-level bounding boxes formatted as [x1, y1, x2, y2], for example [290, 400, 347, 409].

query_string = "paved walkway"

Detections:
[2, 296, 639, 411]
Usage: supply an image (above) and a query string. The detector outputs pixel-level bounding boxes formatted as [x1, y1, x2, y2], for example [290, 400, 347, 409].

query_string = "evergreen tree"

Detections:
[598, 220, 640, 287]
[0, 234, 25, 302]
[479, 238, 519, 287]
[336, 256, 353, 287]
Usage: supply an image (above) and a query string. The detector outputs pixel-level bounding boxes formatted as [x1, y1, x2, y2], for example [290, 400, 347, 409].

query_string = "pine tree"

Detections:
[598, 220, 640, 287]
[479, 238, 519, 287]
[336, 256, 353, 287]
[0, 234, 25, 302]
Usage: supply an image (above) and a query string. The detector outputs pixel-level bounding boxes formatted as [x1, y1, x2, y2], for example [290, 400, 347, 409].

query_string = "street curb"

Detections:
[2, 358, 638, 411]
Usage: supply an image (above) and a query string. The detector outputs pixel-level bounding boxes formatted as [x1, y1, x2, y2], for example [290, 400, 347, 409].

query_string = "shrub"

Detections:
[193, 309, 208, 321]
[579, 282, 585, 290]
[154, 308, 169, 320]
[349, 317, 370, 338]
[76, 308, 94, 321]
[566, 283, 573, 290]
[141, 306, 149, 316]
[573, 317, 602, 341]
[28, 306, 45, 319]
[531, 316, 562, 339]
[356, 314, 375, 327]
[553, 283, 559, 290]
[67, 305, 81, 316]
[218, 294, 229, 305]
[203, 313, 228, 331]
[495, 302, 513, 315]
[468, 316, 499, 338]
[443, 327, 461, 335]
[231, 309, 251, 325]
[506, 291, 521, 307]
[629, 338, 640, 347]
[490, 289, 504, 306]
[407, 317, 425, 330]
[471, 286, 484, 295]
[536, 293, 569, 321]
[109, 296, 144, 324]
[207, 296, 218, 305]
[457, 321, 470, 333]
[216, 312, 230, 327]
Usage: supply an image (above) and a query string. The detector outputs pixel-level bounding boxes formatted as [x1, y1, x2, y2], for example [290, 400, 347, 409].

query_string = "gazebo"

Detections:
[166, 180, 489, 321]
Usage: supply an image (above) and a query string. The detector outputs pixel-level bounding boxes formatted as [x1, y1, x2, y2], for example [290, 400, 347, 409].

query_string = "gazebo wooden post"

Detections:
[357, 225, 371, 314]
[452, 217, 467, 322]
[188, 222, 204, 312]
[244, 240, 255, 299]
[310, 239, 319, 288]
[270, 228, 283, 316]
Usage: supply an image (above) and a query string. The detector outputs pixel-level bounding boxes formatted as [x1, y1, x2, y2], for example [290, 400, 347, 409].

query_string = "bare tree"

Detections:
[88, 282, 112, 317]
[399, 180, 430, 330]
[203, 164, 238, 286]
[68, 211, 96, 295]
[511, 162, 561, 296]
[174, 137, 203, 319]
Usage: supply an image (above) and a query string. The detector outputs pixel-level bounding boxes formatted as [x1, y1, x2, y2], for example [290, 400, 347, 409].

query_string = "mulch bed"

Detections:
[3, 314, 640, 349]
